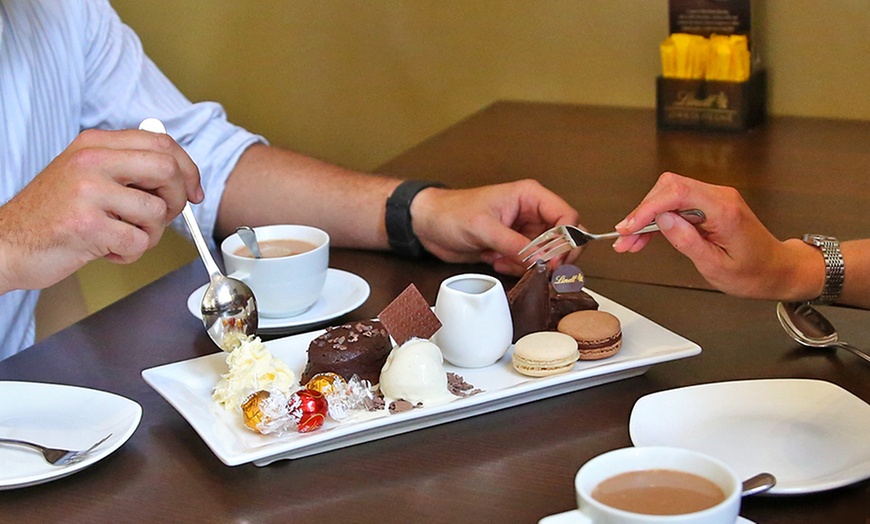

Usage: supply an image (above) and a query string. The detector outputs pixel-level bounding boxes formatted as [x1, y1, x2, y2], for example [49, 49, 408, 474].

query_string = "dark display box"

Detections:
[656, 69, 766, 132]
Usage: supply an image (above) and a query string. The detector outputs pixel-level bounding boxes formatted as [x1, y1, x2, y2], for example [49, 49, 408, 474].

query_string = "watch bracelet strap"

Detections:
[815, 238, 845, 304]
[385, 180, 445, 258]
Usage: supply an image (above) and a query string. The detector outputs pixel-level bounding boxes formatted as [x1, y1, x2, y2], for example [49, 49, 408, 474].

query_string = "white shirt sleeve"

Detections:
[78, 0, 267, 243]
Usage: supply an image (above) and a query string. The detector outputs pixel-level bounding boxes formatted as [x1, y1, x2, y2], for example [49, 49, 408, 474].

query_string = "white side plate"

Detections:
[187, 268, 370, 334]
[630, 379, 870, 495]
[145, 289, 701, 466]
[0, 381, 142, 490]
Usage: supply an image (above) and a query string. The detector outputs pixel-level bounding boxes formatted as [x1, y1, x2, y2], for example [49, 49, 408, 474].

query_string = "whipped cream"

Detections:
[213, 335, 296, 411]
[379, 338, 455, 407]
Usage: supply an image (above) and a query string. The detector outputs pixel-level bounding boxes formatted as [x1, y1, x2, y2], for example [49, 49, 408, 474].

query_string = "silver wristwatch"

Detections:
[802, 234, 844, 304]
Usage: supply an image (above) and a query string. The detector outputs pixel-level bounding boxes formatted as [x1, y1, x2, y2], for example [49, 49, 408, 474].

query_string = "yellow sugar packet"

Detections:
[730, 34, 751, 81]
[706, 34, 750, 82]
[661, 33, 708, 79]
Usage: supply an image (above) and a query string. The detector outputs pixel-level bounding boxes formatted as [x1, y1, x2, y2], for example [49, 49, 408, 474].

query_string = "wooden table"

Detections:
[379, 101, 870, 291]
[1, 103, 868, 523]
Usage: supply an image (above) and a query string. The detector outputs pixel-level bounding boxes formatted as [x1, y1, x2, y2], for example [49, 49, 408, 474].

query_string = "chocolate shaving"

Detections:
[369, 392, 386, 412]
[447, 372, 482, 397]
[389, 399, 414, 414]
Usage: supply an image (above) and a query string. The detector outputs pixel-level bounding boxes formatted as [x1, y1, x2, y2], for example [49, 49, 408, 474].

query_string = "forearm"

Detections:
[836, 239, 870, 308]
[215, 144, 401, 248]
[216, 147, 580, 275]
[0, 242, 15, 296]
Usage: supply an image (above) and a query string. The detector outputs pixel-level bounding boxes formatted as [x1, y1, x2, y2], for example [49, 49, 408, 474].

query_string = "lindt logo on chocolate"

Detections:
[551, 264, 585, 293]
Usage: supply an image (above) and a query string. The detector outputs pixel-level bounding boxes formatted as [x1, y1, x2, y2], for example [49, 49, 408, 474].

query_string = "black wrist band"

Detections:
[385, 180, 445, 258]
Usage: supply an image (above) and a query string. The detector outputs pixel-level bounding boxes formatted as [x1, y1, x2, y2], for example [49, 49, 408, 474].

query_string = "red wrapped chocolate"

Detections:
[288, 389, 329, 433]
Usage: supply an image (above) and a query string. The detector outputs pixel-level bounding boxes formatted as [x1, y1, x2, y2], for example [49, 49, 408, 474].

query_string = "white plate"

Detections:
[629, 379, 870, 495]
[0, 381, 142, 490]
[538, 509, 753, 523]
[187, 268, 370, 334]
[145, 288, 700, 466]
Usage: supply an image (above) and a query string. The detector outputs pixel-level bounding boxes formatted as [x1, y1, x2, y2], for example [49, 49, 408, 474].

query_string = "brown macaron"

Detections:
[556, 310, 622, 360]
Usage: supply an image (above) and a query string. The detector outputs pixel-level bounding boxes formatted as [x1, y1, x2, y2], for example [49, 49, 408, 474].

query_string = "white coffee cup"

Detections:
[220, 225, 329, 318]
[573, 447, 741, 524]
[433, 273, 513, 368]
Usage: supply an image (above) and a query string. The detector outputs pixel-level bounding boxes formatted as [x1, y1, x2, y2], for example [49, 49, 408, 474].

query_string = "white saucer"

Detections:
[629, 379, 870, 495]
[538, 510, 753, 523]
[0, 381, 142, 490]
[186, 268, 370, 334]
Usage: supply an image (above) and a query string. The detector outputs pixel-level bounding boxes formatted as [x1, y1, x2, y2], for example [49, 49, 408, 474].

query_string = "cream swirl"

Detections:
[213, 336, 296, 411]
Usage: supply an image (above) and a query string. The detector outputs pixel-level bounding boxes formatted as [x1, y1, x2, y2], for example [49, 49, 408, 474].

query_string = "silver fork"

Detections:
[0, 433, 113, 466]
[518, 209, 706, 265]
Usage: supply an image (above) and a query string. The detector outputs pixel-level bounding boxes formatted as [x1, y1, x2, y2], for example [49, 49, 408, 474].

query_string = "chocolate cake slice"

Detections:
[301, 320, 391, 385]
[507, 262, 550, 343]
[548, 289, 599, 330]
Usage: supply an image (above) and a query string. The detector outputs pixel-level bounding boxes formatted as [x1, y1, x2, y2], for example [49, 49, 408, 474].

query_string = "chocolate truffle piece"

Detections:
[301, 321, 391, 385]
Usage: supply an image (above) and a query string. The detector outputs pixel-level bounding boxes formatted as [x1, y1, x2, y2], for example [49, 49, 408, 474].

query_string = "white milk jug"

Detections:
[433, 273, 513, 368]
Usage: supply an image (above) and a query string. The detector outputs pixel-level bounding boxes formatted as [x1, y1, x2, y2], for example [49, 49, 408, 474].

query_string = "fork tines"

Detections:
[518, 225, 574, 266]
[57, 433, 113, 466]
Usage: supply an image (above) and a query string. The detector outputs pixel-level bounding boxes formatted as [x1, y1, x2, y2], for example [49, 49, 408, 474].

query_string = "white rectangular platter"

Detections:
[142, 289, 701, 466]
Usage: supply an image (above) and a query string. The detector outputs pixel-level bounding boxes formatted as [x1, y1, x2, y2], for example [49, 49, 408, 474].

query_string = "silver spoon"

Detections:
[776, 301, 870, 364]
[236, 226, 263, 258]
[139, 118, 258, 350]
[742, 472, 776, 497]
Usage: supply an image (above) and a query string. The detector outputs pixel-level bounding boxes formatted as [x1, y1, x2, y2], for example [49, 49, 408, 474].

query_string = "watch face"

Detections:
[803, 234, 836, 245]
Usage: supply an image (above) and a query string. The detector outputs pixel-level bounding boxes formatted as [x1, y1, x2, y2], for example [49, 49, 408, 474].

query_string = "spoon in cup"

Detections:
[741, 472, 776, 497]
[139, 118, 258, 350]
[236, 226, 263, 258]
[776, 301, 870, 364]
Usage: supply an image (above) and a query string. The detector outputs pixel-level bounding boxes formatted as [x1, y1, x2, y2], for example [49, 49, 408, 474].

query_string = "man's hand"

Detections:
[0, 128, 202, 293]
[410, 179, 580, 275]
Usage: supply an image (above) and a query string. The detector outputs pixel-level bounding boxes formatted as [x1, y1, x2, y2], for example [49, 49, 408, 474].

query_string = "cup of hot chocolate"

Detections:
[221, 225, 329, 318]
[573, 447, 741, 524]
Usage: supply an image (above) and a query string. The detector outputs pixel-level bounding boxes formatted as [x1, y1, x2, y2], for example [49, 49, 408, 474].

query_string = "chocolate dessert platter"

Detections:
[143, 263, 701, 466]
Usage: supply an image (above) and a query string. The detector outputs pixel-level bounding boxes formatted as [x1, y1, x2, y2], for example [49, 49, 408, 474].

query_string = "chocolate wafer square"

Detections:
[377, 284, 441, 345]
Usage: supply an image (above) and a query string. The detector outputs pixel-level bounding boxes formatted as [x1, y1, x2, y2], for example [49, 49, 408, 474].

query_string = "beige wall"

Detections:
[56, 1, 870, 335]
[108, 0, 870, 170]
